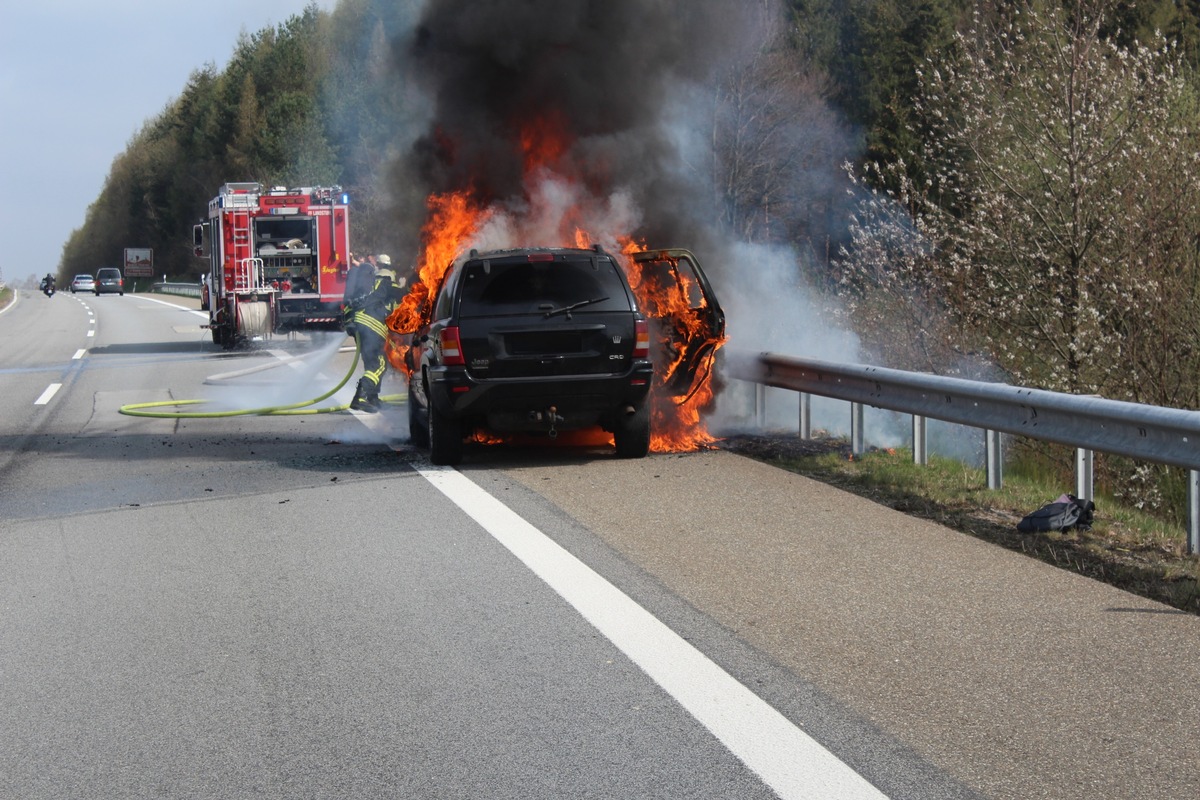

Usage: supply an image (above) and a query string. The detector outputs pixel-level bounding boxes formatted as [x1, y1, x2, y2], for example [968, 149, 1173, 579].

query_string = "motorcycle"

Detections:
[41, 281, 55, 297]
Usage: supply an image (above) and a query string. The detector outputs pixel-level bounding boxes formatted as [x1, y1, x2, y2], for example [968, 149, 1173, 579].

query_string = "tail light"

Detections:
[440, 326, 465, 366]
[633, 319, 650, 359]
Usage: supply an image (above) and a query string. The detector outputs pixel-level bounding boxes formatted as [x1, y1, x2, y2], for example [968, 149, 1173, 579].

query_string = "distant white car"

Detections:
[70, 274, 95, 293]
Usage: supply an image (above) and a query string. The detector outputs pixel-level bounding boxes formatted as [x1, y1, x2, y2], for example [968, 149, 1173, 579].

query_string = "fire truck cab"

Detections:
[194, 182, 351, 349]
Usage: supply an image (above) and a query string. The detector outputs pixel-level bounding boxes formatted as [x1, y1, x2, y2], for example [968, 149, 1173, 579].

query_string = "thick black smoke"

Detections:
[388, 0, 765, 257]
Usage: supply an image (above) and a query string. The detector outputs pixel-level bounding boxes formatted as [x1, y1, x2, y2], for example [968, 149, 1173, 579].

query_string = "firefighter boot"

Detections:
[350, 379, 380, 413]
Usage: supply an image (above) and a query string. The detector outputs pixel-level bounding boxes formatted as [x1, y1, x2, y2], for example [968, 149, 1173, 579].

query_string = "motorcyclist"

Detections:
[41, 273, 56, 296]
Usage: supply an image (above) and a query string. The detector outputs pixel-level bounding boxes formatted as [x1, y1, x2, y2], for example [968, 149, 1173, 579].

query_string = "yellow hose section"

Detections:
[118, 337, 405, 418]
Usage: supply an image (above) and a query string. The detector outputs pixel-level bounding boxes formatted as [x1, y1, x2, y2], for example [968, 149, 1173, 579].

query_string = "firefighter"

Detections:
[347, 254, 404, 413]
[342, 252, 373, 337]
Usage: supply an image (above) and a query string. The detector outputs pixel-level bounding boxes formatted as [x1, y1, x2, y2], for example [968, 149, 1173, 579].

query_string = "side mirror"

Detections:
[192, 224, 205, 257]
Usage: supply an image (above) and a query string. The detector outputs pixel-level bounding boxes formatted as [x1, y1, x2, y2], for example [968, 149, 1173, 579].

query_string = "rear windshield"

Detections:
[457, 256, 633, 318]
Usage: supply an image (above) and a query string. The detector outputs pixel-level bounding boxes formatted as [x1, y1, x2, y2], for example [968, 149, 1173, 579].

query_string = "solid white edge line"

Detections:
[34, 383, 62, 405]
[0, 289, 19, 317]
[419, 466, 888, 800]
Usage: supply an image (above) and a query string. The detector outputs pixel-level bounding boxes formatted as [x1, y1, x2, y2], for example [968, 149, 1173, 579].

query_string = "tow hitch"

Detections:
[529, 406, 564, 438]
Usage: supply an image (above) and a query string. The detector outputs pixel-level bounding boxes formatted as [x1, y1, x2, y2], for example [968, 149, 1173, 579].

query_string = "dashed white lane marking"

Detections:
[86, 330, 95, 337]
[34, 384, 62, 405]
[420, 466, 888, 800]
[72, 349, 86, 360]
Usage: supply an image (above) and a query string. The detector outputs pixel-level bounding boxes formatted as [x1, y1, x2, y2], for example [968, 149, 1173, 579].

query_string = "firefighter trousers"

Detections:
[353, 310, 389, 397]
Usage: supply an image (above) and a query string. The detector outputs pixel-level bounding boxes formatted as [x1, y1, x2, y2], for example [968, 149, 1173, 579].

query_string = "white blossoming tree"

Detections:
[836, 0, 1200, 410]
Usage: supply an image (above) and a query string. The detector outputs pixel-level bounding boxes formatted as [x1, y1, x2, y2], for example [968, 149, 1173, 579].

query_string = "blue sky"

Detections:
[0, 0, 338, 286]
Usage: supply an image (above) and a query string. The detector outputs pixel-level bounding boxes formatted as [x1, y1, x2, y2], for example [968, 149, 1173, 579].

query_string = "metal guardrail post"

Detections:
[986, 430, 1003, 490]
[1075, 449, 1094, 502]
[1189, 471, 1199, 555]
[851, 403, 864, 455]
[799, 393, 811, 440]
[755, 384, 765, 427]
[912, 415, 928, 466]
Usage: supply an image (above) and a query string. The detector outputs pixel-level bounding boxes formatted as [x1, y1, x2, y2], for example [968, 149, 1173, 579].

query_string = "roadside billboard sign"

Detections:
[124, 248, 153, 277]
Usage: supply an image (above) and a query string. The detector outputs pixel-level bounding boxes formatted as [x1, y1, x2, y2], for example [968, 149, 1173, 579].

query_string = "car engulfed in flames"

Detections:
[383, 193, 726, 455]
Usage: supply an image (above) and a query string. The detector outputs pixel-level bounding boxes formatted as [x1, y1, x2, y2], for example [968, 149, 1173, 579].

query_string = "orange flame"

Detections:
[385, 190, 489, 372]
[520, 110, 571, 173]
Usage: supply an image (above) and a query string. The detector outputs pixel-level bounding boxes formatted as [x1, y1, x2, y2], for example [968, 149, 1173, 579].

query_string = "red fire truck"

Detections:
[193, 183, 351, 348]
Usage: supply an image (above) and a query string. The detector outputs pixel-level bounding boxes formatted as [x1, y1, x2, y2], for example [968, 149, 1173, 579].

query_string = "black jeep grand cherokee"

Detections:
[404, 246, 654, 465]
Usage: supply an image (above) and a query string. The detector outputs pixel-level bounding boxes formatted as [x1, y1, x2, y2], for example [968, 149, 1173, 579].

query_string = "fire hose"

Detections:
[117, 336, 405, 419]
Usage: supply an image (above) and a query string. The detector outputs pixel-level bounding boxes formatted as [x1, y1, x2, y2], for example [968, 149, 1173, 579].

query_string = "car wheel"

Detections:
[613, 404, 651, 458]
[428, 400, 463, 466]
[408, 390, 430, 448]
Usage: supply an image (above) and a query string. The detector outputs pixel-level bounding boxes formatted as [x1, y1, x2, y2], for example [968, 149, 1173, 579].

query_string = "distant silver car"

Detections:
[70, 274, 95, 293]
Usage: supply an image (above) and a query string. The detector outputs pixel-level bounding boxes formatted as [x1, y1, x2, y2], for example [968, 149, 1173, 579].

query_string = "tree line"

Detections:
[56, 0, 1200, 515]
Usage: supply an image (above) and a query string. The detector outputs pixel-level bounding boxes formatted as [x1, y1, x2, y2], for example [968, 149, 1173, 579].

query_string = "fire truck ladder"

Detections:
[227, 209, 262, 291]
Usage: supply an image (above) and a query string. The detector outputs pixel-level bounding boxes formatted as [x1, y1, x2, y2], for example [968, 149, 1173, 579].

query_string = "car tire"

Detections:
[428, 400, 463, 466]
[613, 404, 651, 458]
[408, 391, 430, 448]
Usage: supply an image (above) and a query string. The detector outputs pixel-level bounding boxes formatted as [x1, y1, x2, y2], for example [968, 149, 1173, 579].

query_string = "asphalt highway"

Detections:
[1, 289, 1197, 799]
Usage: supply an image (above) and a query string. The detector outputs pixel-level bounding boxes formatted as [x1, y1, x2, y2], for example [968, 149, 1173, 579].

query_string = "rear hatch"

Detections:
[453, 252, 640, 380]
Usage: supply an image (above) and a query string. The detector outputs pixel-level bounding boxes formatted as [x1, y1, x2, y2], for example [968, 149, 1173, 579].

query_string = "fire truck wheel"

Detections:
[215, 324, 237, 350]
[613, 403, 651, 458]
[427, 403, 463, 466]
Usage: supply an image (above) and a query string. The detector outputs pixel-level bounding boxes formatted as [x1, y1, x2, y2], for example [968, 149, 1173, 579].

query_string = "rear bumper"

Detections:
[427, 362, 653, 432]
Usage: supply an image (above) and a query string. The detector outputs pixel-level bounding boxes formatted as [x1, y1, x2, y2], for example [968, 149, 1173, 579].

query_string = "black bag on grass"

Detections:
[1017, 494, 1095, 533]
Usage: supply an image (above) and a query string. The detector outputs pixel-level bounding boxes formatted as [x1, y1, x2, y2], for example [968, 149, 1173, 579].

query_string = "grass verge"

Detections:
[720, 433, 1200, 615]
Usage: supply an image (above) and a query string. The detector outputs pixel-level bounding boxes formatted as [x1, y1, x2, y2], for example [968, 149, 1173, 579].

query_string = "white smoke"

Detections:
[707, 239, 876, 439]
[200, 332, 354, 413]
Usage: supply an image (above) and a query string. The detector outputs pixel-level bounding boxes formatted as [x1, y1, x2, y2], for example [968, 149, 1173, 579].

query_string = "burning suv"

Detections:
[400, 246, 655, 465]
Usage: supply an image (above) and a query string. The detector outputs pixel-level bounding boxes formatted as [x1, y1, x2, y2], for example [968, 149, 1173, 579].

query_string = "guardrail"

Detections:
[725, 350, 1200, 553]
[150, 281, 202, 298]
